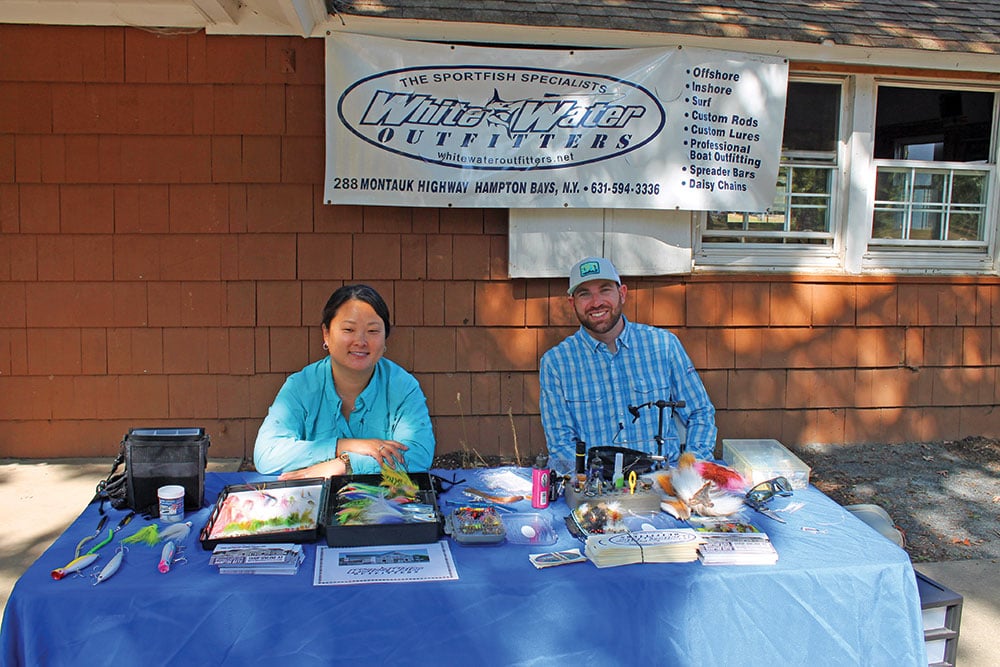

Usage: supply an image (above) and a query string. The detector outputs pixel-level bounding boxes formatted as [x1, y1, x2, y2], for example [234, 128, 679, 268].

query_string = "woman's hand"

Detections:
[276, 438, 408, 480]
[337, 437, 408, 467]
[278, 458, 346, 481]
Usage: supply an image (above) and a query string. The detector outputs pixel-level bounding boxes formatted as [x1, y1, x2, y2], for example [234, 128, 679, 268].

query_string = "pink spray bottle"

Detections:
[531, 455, 550, 509]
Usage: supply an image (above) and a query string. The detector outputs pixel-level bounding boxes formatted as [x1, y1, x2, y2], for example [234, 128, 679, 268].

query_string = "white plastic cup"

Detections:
[158, 485, 185, 523]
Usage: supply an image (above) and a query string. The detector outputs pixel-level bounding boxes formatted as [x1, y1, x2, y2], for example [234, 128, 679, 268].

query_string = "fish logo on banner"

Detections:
[338, 66, 665, 171]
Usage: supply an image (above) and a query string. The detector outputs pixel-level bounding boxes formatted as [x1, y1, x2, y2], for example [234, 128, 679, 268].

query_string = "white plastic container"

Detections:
[157, 484, 185, 523]
[721, 439, 811, 490]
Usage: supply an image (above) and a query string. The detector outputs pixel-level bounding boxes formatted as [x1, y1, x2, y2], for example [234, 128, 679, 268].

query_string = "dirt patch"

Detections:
[795, 437, 1000, 562]
[434, 436, 1000, 563]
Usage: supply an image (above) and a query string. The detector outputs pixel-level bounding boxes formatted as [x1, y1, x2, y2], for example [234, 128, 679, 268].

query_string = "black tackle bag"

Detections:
[96, 427, 210, 515]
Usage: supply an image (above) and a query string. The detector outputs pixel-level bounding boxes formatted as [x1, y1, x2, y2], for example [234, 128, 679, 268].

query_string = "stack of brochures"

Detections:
[209, 543, 305, 575]
[696, 533, 778, 565]
[584, 529, 701, 568]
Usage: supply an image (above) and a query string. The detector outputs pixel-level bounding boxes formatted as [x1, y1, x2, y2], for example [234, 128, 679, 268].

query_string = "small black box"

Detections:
[324, 473, 442, 547]
[123, 427, 209, 514]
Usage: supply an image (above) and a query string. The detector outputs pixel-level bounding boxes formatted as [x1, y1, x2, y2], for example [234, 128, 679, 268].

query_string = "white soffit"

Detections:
[0, 0, 327, 36]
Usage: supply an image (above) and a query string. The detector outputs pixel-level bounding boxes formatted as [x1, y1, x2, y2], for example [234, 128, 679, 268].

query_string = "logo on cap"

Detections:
[579, 261, 601, 278]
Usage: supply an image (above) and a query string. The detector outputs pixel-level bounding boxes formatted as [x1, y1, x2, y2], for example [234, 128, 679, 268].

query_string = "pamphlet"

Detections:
[529, 548, 587, 569]
[697, 533, 778, 565]
[313, 539, 458, 586]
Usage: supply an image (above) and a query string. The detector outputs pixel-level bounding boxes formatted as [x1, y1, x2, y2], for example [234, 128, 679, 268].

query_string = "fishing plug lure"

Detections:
[51, 553, 99, 580]
[157, 540, 186, 573]
[92, 545, 126, 586]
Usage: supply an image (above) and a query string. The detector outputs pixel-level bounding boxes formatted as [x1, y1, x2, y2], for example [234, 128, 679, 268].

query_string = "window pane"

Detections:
[875, 169, 909, 202]
[791, 167, 830, 194]
[874, 87, 994, 161]
[790, 206, 828, 233]
[872, 206, 905, 239]
[948, 213, 983, 241]
[912, 172, 946, 205]
[909, 208, 943, 239]
[951, 173, 986, 205]
[782, 82, 840, 152]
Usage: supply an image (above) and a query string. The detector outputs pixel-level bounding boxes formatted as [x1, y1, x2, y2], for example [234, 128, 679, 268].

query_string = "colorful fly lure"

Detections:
[334, 463, 435, 526]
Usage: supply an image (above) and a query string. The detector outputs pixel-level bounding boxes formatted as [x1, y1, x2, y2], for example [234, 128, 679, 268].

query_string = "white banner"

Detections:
[324, 33, 788, 211]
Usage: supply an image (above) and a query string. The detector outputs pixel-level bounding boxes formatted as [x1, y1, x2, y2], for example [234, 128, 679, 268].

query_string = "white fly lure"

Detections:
[158, 521, 193, 543]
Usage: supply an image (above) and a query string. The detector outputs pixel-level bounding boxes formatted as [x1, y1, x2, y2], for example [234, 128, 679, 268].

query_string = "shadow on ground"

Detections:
[795, 437, 1000, 562]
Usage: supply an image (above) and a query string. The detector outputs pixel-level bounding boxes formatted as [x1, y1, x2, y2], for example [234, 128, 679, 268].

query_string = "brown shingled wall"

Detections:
[1, 24, 998, 462]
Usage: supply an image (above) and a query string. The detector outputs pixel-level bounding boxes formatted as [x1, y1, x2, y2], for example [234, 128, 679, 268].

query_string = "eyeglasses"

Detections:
[745, 476, 793, 506]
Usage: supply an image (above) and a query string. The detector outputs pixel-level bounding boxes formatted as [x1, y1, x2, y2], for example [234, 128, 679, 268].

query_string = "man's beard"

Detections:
[577, 302, 623, 335]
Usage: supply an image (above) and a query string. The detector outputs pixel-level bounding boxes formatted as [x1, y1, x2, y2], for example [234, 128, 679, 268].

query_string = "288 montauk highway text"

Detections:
[328, 176, 662, 196]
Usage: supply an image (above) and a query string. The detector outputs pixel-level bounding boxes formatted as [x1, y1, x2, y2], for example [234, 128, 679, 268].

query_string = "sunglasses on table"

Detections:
[744, 476, 793, 507]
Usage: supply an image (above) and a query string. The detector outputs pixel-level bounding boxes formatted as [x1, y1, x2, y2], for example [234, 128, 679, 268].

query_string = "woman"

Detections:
[253, 284, 435, 479]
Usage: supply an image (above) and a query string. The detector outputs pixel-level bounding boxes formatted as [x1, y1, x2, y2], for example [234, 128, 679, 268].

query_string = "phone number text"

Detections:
[587, 182, 661, 195]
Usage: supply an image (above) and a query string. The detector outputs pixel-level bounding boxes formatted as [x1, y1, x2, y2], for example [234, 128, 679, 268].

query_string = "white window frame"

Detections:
[858, 78, 1000, 274]
[870, 163, 991, 246]
[694, 75, 851, 273]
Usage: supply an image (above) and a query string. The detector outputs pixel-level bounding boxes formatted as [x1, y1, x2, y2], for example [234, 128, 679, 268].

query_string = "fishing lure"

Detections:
[158, 540, 177, 573]
[86, 511, 136, 555]
[379, 463, 419, 498]
[122, 524, 160, 546]
[74, 515, 108, 558]
[51, 553, 99, 580]
[92, 546, 125, 586]
[158, 521, 193, 543]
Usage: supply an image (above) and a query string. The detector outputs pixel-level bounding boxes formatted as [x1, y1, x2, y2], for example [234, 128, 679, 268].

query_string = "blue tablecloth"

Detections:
[1, 469, 927, 666]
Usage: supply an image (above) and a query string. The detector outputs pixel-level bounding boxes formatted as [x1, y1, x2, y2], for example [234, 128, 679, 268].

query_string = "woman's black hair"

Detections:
[321, 284, 391, 337]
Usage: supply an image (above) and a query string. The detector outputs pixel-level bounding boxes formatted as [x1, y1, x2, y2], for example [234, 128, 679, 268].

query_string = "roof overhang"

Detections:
[2, 0, 999, 76]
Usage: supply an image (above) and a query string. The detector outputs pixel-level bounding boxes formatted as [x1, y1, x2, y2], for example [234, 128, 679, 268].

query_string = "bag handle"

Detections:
[93, 447, 129, 513]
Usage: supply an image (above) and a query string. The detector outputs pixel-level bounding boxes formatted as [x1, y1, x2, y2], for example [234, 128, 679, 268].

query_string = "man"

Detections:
[539, 257, 718, 466]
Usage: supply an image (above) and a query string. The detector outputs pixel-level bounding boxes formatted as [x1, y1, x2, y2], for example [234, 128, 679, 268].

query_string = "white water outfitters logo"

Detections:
[325, 33, 789, 209]
[337, 66, 666, 171]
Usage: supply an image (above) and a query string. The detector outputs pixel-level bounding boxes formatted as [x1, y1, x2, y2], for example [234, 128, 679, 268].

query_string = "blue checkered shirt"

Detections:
[539, 317, 717, 466]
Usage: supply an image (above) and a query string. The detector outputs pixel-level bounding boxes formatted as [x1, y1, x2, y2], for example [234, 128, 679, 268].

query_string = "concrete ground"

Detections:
[1, 459, 998, 666]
